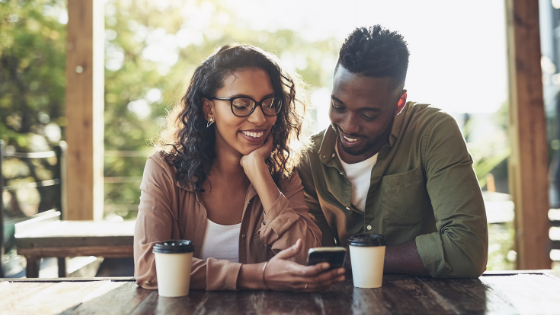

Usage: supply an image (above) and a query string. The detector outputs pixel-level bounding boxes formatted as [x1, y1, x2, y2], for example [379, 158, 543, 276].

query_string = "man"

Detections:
[298, 25, 488, 277]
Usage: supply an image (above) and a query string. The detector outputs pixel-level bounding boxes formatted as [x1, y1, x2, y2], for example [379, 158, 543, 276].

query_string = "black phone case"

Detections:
[306, 251, 346, 270]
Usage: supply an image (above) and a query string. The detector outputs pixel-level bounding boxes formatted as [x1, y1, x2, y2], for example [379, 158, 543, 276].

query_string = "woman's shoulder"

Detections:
[143, 151, 178, 184]
[145, 151, 196, 192]
[146, 151, 175, 171]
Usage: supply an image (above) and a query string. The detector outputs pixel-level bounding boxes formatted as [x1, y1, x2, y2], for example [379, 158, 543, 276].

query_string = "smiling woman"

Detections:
[133, 44, 346, 292]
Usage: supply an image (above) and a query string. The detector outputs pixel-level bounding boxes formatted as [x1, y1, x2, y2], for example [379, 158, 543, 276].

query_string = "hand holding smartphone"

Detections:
[306, 247, 347, 270]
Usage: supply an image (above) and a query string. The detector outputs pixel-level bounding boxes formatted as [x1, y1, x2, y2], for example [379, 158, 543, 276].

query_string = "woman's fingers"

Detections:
[265, 241, 347, 292]
[252, 133, 274, 158]
[265, 263, 345, 292]
[299, 267, 345, 285]
[298, 274, 346, 292]
[282, 266, 345, 292]
[288, 261, 329, 277]
[309, 267, 345, 283]
[272, 239, 302, 260]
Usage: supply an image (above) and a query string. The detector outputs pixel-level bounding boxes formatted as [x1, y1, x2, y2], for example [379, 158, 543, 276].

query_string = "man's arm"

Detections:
[384, 240, 430, 276]
[415, 114, 488, 278]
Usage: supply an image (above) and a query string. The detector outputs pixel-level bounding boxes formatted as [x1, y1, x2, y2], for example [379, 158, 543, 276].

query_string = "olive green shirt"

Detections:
[298, 102, 488, 278]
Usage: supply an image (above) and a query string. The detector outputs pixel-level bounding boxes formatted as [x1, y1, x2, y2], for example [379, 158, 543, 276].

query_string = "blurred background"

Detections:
[2, 0, 558, 276]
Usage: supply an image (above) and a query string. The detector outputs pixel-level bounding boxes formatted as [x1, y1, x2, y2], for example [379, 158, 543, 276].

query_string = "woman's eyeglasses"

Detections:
[210, 96, 282, 117]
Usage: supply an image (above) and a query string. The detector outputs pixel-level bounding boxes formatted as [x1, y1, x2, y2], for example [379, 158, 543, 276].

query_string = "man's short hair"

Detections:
[336, 25, 410, 90]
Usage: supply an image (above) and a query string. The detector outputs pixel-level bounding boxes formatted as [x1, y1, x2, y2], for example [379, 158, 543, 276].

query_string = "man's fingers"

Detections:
[273, 239, 302, 260]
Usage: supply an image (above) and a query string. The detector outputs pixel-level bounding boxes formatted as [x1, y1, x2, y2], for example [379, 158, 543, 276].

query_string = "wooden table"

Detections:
[15, 220, 135, 278]
[1, 271, 560, 314]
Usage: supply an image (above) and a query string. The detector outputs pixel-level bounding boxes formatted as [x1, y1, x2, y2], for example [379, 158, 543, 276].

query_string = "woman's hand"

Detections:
[263, 239, 346, 292]
[240, 133, 274, 170]
[239, 134, 280, 209]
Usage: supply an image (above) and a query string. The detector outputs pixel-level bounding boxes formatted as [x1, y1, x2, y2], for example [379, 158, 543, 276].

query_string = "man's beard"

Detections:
[332, 124, 383, 156]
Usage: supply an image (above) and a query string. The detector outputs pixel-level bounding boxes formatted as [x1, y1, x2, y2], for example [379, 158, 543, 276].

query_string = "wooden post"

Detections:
[505, 0, 552, 269]
[0, 140, 4, 278]
[54, 141, 67, 220]
[25, 256, 40, 278]
[65, 0, 104, 220]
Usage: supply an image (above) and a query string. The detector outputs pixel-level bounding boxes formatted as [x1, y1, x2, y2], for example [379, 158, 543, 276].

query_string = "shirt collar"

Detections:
[388, 102, 409, 147]
[317, 125, 338, 165]
[176, 180, 194, 191]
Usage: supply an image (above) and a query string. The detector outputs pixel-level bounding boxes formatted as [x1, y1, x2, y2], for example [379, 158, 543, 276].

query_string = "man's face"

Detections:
[330, 65, 402, 164]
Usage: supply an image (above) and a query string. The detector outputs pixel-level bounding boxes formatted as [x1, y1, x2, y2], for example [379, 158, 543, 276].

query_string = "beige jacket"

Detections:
[134, 153, 322, 290]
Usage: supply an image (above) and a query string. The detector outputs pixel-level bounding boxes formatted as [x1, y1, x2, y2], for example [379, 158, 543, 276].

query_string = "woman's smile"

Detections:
[240, 129, 266, 142]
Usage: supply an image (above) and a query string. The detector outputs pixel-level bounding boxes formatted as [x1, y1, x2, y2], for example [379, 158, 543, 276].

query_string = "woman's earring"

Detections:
[206, 117, 214, 128]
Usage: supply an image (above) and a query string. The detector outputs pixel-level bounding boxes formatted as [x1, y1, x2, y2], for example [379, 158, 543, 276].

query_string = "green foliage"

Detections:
[0, 0, 67, 222]
[466, 101, 511, 190]
[486, 221, 516, 271]
[0, 0, 66, 149]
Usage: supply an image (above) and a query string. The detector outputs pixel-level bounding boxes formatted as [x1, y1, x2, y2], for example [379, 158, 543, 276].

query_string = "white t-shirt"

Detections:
[336, 145, 378, 212]
[200, 219, 241, 263]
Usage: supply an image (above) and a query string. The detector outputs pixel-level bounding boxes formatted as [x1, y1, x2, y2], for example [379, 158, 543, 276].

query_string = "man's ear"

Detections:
[396, 90, 407, 115]
[202, 98, 214, 120]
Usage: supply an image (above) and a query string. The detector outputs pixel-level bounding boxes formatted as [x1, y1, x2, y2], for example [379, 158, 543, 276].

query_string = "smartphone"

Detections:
[306, 247, 347, 270]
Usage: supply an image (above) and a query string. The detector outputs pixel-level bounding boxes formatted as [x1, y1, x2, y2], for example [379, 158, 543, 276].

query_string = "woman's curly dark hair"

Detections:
[156, 44, 306, 192]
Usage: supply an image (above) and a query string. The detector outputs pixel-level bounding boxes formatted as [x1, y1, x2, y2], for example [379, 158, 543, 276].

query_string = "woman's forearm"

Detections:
[237, 262, 268, 290]
[242, 158, 280, 211]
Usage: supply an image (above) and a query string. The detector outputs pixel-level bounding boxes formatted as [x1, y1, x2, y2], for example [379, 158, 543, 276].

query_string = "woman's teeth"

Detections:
[242, 131, 264, 138]
[344, 135, 358, 142]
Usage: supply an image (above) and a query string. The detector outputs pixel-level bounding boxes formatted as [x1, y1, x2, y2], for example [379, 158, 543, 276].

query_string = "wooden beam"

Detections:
[0, 140, 4, 278]
[65, 0, 104, 220]
[505, 0, 552, 269]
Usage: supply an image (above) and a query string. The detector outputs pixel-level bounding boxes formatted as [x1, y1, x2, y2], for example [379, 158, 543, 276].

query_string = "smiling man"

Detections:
[298, 25, 488, 277]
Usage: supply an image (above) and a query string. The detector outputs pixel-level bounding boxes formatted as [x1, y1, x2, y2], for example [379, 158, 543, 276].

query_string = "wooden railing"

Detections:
[103, 150, 149, 216]
[0, 140, 66, 278]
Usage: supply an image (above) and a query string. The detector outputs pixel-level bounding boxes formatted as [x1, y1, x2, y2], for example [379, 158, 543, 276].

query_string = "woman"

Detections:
[134, 44, 345, 291]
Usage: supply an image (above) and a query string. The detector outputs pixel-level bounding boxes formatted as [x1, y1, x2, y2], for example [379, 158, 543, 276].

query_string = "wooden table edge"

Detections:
[17, 245, 134, 258]
[482, 269, 560, 281]
[2, 270, 557, 283]
[0, 277, 136, 283]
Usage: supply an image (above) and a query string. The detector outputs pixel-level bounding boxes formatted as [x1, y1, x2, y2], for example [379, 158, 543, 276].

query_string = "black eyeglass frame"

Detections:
[210, 96, 283, 117]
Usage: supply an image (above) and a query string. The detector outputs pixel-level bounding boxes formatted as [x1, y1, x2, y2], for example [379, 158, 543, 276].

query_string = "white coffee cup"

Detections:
[348, 233, 387, 288]
[153, 240, 195, 297]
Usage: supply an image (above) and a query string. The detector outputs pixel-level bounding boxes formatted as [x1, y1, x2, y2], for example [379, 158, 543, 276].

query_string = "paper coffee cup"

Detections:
[348, 233, 386, 288]
[153, 240, 195, 297]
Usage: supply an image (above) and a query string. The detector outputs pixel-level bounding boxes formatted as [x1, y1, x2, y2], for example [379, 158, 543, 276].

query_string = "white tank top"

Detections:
[199, 219, 241, 263]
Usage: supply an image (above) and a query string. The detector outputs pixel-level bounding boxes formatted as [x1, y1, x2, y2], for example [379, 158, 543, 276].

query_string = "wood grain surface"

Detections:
[18, 245, 133, 258]
[1, 272, 559, 314]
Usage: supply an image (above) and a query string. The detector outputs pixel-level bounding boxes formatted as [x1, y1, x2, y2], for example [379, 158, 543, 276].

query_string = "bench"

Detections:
[14, 211, 134, 278]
